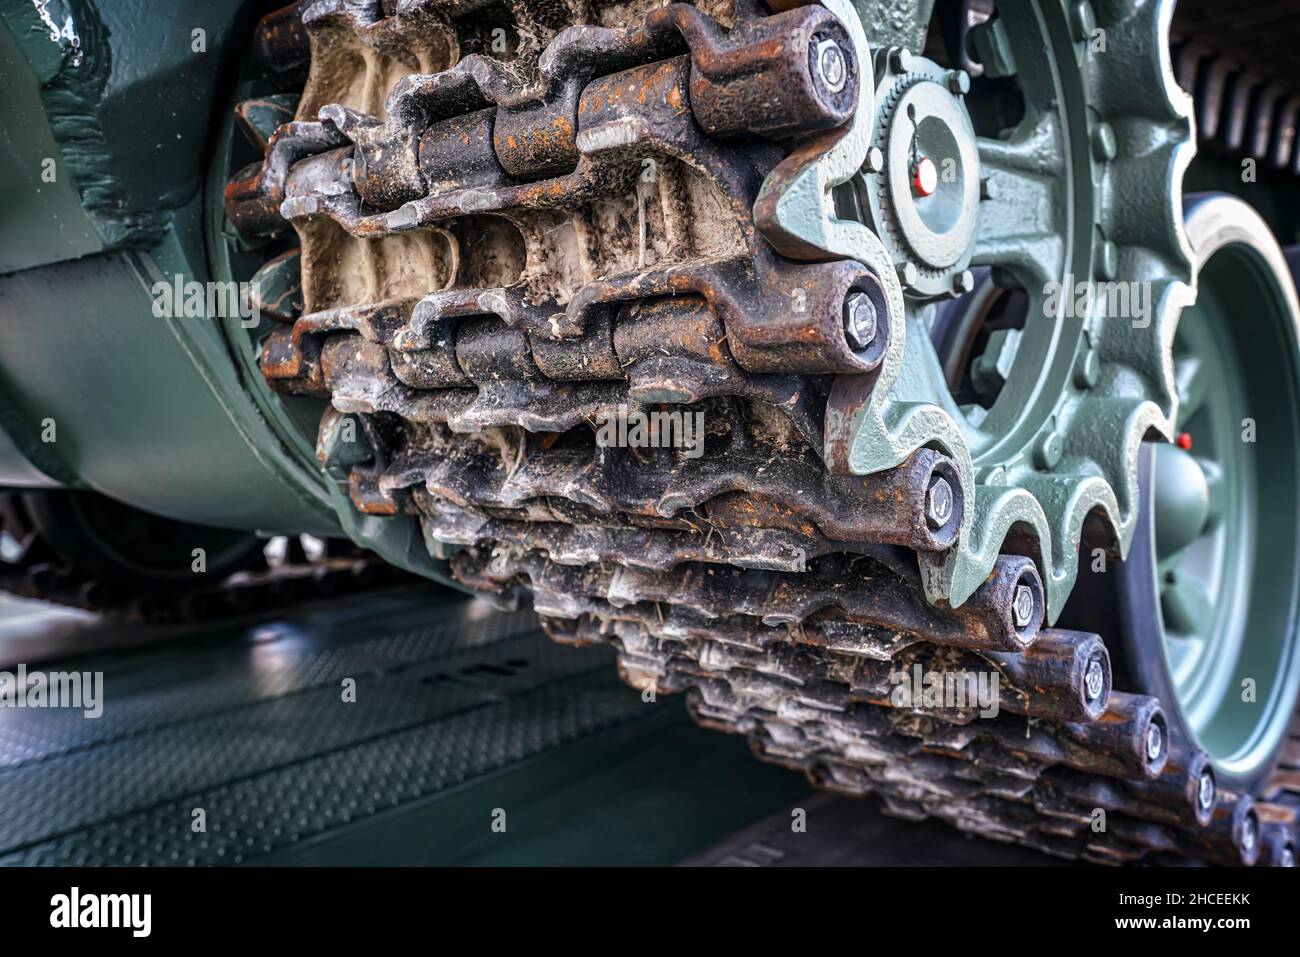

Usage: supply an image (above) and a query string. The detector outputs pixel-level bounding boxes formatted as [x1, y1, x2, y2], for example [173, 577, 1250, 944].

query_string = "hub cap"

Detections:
[1121, 194, 1300, 787]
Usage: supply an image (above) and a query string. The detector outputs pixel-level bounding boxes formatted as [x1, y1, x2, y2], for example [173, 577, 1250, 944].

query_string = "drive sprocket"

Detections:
[758, 0, 1195, 622]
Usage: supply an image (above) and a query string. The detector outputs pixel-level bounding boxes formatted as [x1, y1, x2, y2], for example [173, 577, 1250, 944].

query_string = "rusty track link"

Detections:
[226, 0, 1299, 864]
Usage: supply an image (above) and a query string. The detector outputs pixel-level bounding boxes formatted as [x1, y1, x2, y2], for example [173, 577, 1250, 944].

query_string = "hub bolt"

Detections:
[1241, 813, 1258, 853]
[844, 292, 878, 351]
[1012, 584, 1036, 628]
[953, 270, 975, 295]
[1084, 656, 1105, 701]
[945, 69, 971, 95]
[863, 146, 884, 173]
[925, 475, 954, 529]
[1032, 430, 1064, 471]
[816, 39, 848, 94]
[1197, 770, 1215, 812]
[1146, 722, 1163, 762]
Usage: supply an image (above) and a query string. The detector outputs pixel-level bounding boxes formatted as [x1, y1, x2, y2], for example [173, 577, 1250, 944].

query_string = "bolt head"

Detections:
[897, 261, 919, 287]
[1073, 349, 1100, 389]
[945, 69, 971, 95]
[844, 292, 878, 351]
[889, 47, 913, 74]
[953, 270, 975, 295]
[1146, 722, 1163, 762]
[925, 475, 954, 529]
[1241, 813, 1258, 852]
[1012, 584, 1036, 629]
[1197, 770, 1215, 811]
[1084, 656, 1105, 701]
[1091, 121, 1117, 162]
[816, 39, 848, 94]
[1032, 430, 1064, 471]
[863, 146, 884, 174]
[1095, 238, 1118, 281]
[970, 327, 1021, 397]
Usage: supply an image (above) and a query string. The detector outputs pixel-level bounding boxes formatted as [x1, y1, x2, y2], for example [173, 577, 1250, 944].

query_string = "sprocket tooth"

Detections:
[233, 94, 300, 153]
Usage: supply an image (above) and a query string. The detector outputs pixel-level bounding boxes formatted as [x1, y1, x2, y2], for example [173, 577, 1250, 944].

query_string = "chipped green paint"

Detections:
[0, 0, 263, 273]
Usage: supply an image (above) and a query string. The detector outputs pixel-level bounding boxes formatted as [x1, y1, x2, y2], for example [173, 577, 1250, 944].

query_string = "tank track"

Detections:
[227, 0, 1299, 864]
[0, 492, 408, 623]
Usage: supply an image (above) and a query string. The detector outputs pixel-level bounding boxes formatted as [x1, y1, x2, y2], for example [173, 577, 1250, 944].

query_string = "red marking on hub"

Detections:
[912, 157, 938, 197]
[1176, 432, 1193, 451]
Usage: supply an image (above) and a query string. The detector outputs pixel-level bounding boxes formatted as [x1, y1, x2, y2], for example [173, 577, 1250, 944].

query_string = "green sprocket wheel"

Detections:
[758, 0, 1194, 623]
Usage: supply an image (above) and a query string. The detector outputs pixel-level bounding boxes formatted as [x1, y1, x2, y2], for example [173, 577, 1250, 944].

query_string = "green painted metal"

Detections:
[850, 0, 936, 54]
[0, 0, 340, 535]
[0, 423, 58, 487]
[0, 0, 265, 271]
[759, 0, 1194, 621]
[1151, 194, 1300, 783]
[1150, 444, 1209, 561]
[0, 222, 338, 533]
[850, 49, 981, 300]
[0, 9, 104, 273]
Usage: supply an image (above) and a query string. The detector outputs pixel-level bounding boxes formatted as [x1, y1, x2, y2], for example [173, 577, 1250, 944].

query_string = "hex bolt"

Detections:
[1197, 769, 1215, 813]
[1145, 721, 1163, 763]
[815, 38, 848, 94]
[1084, 656, 1105, 701]
[897, 261, 919, 287]
[1012, 583, 1036, 628]
[889, 47, 912, 74]
[844, 291, 878, 351]
[953, 270, 975, 295]
[924, 475, 954, 529]
[863, 146, 884, 173]
[945, 69, 971, 95]
[1241, 812, 1258, 853]
[971, 327, 1021, 397]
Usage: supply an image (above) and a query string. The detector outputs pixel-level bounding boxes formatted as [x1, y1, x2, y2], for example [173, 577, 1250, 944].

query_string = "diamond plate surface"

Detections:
[0, 596, 647, 865]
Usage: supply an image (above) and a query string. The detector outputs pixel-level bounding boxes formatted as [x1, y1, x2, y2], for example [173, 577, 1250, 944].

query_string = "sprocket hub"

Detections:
[860, 49, 981, 298]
